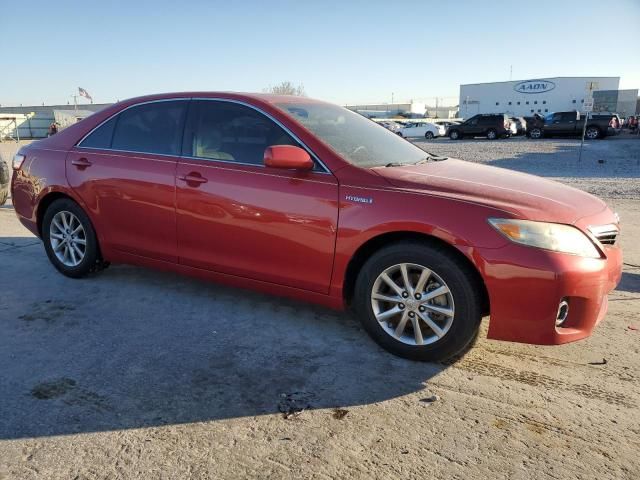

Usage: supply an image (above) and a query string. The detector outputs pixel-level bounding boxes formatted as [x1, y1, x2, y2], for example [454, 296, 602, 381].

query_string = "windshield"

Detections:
[275, 102, 430, 168]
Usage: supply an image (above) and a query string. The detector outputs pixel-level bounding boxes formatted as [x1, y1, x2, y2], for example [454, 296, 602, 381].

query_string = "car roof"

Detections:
[113, 91, 329, 107]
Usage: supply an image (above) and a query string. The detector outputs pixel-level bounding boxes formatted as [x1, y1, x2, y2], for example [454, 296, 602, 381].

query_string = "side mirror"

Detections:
[264, 145, 313, 170]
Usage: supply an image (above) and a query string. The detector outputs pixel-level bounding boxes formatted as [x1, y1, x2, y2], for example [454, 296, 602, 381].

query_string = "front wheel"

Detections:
[449, 130, 461, 140]
[353, 242, 482, 361]
[42, 198, 107, 278]
[529, 127, 543, 139]
[425, 131, 434, 139]
[585, 126, 600, 140]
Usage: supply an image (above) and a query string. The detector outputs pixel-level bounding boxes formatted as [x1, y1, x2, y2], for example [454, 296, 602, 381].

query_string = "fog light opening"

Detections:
[556, 299, 569, 327]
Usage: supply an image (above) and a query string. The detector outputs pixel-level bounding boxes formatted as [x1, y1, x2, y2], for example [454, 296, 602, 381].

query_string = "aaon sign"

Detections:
[513, 79, 556, 94]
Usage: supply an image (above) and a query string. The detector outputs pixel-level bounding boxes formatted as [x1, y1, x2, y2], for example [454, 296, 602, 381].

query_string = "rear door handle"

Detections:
[178, 172, 208, 185]
[71, 157, 92, 168]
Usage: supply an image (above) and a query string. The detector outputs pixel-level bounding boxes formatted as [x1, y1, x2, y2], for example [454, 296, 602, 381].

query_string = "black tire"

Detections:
[42, 198, 107, 278]
[425, 131, 434, 140]
[585, 126, 600, 140]
[353, 241, 483, 362]
[449, 129, 461, 140]
[529, 127, 543, 139]
[486, 129, 497, 140]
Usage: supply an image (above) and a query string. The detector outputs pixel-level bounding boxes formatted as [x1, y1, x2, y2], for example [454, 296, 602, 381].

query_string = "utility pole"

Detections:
[578, 82, 595, 163]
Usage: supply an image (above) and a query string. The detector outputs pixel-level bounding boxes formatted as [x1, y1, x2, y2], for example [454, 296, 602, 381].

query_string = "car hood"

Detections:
[373, 159, 607, 224]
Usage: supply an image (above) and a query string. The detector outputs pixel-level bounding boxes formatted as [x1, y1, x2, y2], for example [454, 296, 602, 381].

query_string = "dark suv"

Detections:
[448, 114, 511, 140]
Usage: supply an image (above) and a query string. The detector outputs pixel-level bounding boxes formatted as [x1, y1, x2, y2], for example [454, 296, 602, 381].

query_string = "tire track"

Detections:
[445, 357, 635, 408]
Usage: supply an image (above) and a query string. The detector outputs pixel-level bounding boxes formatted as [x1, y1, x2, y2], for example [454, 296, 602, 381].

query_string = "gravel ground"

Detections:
[0, 137, 639, 479]
[414, 133, 640, 199]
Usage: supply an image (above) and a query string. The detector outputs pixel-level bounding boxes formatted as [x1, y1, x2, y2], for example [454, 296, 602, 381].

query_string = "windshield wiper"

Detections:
[415, 155, 448, 164]
[384, 156, 448, 168]
[385, 162, 407, 167]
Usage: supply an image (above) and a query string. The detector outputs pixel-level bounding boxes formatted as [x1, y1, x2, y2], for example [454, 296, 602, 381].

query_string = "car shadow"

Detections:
[617, 271, 640, 294]
[0, 237, 447, 440]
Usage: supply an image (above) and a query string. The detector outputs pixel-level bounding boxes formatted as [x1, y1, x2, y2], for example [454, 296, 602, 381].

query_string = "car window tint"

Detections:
[79, 116, 117, 149]
[111, 100, 187, 155]
[561, 112, 577, 122]
[184, 100, 299, 166]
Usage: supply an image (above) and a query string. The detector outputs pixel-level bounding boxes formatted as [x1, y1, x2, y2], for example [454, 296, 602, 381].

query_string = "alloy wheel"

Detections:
[586, 127, 599, 139]
[49, 210, 87, 267]
[370, 263, 455, 346]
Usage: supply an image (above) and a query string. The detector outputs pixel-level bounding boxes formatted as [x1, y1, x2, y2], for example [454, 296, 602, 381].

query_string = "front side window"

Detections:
[111, 100, 187, 155]
[275, 102, 429, 168]
[184, 100, 299, 166]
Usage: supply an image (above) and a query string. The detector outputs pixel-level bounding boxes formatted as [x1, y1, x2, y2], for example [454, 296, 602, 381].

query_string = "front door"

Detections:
[68, 100, 188, 262]
[175, 100, 339, 294]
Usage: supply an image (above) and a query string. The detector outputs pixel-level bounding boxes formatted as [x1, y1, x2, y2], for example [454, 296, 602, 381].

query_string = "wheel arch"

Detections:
[342, 231, 490, 315]
[36, 190, 98, 242]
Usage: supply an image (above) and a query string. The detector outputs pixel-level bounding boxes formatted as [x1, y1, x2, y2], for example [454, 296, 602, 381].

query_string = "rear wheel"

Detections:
[354, 242, 482, 361]
[449, 129, 461, 140]
[486, 129, 497, 140]
[42, 198, 107, 278]
[425, 131, 434, 139]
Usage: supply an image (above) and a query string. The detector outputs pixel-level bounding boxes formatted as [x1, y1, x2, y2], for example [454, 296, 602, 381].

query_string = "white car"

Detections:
[398, 122, 443, 139]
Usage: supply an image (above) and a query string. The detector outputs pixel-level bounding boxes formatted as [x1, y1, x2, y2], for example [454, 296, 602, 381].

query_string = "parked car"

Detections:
[377, 121, 402, 133]
[432, 120, 460, 136]
[11, 92, 622, 362]
[448, 114, 512, 140]
[528, 111, 619, 140]
[0, 153, 9, 205]
[432, 120, 460, 129]
[509, 117, 527, 135]
[398, 122, 443, 139]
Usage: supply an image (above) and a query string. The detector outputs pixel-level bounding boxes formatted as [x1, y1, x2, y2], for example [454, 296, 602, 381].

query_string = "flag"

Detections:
[78, 87, 93, 102]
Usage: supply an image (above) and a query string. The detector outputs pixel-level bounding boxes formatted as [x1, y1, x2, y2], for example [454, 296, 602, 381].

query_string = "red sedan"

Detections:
[10, 93, 622, 361]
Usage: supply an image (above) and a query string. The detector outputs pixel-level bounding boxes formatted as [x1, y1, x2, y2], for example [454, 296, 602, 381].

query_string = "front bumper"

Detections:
[476, 241, 622, 345]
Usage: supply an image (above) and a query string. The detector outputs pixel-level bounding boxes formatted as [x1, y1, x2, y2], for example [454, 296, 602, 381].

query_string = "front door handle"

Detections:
[178, 172, 208, 185]
[71, 157, 92, 168]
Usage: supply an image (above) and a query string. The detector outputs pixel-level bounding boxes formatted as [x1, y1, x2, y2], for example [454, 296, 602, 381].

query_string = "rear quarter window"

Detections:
[79, 117, 117, 149]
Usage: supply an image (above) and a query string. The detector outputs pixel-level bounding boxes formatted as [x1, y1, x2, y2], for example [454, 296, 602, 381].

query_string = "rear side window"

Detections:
[111, 100, 187, 155]
[183, 100, 299, 166]
[79, 116, 117, 149]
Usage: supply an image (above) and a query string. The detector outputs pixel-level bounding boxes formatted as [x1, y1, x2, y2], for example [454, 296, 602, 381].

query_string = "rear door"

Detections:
[175, 99, 339, 294]
[560, 112, 579, 134]
[68, 99, 187, 262]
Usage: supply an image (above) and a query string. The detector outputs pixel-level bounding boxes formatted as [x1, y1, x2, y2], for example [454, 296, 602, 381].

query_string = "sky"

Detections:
[1, 0, 639, 107]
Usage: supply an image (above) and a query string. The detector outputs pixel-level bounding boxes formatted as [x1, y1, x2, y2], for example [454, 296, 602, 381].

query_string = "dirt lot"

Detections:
[1, 137, 639, 479]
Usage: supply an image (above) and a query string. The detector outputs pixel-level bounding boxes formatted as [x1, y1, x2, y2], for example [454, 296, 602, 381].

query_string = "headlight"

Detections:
[488, 218, 601, 258]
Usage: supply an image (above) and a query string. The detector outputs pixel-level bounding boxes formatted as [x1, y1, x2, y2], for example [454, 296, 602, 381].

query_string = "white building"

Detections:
[459, 77, 620, 119]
